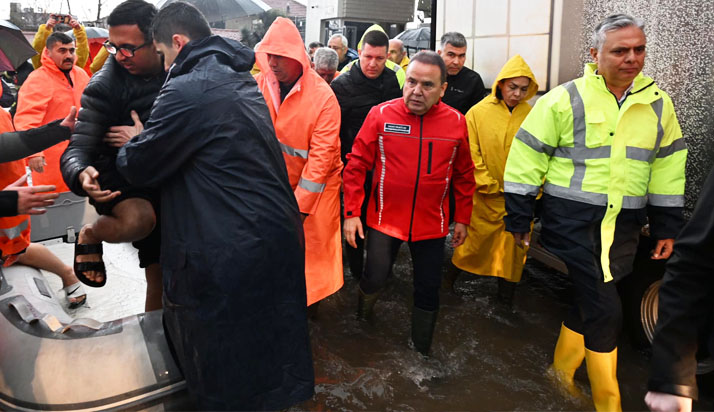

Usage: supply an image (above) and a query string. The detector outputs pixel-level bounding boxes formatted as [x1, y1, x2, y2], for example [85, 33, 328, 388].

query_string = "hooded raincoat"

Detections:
[116, 35, 314, 410]
[255, 17, 343, 306]
[452, 55, 537, 282]
[14, 51, 89, 192]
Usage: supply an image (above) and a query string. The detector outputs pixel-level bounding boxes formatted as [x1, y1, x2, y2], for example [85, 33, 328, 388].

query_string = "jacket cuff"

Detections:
[504, 192, 536, 233]
[0, 191, 19, 217]
[648, 205, 685, 239]
[647, 380, 698, 400]
[344, 208, 361, 219]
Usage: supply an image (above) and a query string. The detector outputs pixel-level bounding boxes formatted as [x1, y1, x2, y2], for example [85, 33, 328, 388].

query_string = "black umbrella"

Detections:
[156, 0, 271, 23]
[395, 27, 431, 51]
[0, 20, 37, 71]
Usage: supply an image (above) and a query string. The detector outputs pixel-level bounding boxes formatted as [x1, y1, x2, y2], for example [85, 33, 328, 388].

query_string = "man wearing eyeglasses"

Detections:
[60, 0, 166, 312]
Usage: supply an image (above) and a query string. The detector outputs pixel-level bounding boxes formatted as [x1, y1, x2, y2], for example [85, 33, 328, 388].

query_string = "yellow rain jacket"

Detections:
[31, 24, 89, 70]
[452, 55, 538, 282]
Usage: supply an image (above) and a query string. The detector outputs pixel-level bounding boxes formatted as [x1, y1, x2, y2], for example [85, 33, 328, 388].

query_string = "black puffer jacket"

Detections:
[116, 36, 314, 410]
[331, 61, 401, 163]
[60, 56, 166, 195]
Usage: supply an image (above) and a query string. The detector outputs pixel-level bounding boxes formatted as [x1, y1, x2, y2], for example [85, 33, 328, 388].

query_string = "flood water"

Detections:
[292, 242, 714, 411]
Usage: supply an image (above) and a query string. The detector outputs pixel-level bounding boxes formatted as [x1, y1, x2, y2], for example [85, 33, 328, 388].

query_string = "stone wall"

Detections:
[580, 1, 714, 213]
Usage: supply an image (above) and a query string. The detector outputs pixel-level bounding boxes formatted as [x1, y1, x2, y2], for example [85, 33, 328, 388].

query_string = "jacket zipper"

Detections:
[407, 116, 424, 241]
[427, 142, 433, 174]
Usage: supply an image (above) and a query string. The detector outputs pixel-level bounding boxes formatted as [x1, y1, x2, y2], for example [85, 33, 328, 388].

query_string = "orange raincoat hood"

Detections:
[255, 17, 311, 87]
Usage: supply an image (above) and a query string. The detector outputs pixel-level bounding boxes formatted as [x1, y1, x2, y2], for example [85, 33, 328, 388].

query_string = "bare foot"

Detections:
[75, 225, 105, 284]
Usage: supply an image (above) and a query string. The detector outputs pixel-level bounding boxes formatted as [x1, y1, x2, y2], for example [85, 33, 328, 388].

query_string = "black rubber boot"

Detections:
[356, 287, 380, 320]
[411, 306, 438, 355]
[496, 277, 517, 307]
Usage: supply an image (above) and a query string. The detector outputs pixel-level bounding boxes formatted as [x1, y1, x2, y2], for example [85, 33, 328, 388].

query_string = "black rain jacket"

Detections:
[648, 167, 714, 400]
[116, 36, 314, 410]
[330, 61, 402, 164]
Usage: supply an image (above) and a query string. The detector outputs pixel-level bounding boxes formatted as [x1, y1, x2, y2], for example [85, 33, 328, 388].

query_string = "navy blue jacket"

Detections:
[116, 35, 314, 410]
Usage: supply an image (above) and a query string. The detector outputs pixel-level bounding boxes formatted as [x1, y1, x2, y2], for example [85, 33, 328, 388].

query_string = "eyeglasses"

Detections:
[103, 40, 151, 57]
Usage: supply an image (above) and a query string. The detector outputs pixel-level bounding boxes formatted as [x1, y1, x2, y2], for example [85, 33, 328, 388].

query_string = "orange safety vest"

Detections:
[0, 111, 31, 265]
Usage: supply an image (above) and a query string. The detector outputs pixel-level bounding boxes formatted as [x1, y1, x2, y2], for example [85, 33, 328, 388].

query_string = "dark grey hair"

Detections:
[329, 33, 348, 48]
[592, 14, 645, 51]
[313, 47, 339, 71]
[409, 50, 447, 84]
[440, 32, 467, 49]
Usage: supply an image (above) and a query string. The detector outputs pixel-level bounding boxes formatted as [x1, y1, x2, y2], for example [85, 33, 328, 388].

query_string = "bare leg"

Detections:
[77, 198, 156, 283]
[144, 263, 163, 311]
[17, 243, 85, 305]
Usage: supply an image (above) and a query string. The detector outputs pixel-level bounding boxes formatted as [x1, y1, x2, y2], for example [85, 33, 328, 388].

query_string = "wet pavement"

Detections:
[39, 235, 714, 411]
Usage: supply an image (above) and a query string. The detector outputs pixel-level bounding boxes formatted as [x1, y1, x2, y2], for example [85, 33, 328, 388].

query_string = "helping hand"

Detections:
[104, 110, 143, 148]
[60, 106, 77, 132]
[79, 166, 121, 203]
[28, 156, 45, 173]
[4, 175, 58, 215]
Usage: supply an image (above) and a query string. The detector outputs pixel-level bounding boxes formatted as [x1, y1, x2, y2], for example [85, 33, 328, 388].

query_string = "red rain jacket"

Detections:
[344, 97, 476, 241]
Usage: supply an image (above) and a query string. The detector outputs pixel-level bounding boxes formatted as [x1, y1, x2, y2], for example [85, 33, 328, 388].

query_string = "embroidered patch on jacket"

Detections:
[384, 123, 411, 134]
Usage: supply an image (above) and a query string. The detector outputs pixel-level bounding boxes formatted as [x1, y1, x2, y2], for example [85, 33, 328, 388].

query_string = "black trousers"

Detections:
[539, 195, 642, 353]
[359, 229, 446, 311]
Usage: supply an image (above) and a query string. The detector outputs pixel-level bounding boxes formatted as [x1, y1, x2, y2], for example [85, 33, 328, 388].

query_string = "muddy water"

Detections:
[292, 243, 711, 411]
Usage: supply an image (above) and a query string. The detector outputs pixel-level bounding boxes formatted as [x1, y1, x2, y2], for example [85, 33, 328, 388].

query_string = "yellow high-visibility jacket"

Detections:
[504, 63, 686, 281]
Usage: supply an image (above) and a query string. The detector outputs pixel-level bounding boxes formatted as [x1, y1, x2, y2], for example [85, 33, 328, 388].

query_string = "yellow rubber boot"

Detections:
[585, 347, 622, 412]
[550, 323, 586, 392]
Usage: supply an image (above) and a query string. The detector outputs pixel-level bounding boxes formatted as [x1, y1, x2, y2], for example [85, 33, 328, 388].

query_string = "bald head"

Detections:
[388, 39, 406, 64]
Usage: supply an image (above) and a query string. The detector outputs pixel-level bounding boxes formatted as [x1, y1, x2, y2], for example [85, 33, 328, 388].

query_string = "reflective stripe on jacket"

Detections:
[15, 51, 89, 192]
[255, 17, 344, 306]
[0, 111, 30, 258]
[504, 63, 686, 281]
[343, 97, 476, 241]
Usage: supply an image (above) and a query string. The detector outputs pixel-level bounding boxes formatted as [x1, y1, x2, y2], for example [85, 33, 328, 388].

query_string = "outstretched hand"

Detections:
[79, 166, 120, 203]
[60, 106, 77, 132]
[4, 175, 58, 215]
[104, 110, 143, 148]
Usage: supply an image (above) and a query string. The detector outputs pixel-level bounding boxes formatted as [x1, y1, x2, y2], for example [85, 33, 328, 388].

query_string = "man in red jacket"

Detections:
[343, 51, 476, 356]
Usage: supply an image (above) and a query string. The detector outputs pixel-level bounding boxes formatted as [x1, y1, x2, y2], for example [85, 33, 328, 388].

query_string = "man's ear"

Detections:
[437, 49, 442, 56]
[172, 33, 190, 50]
[589, 47, 599, 64]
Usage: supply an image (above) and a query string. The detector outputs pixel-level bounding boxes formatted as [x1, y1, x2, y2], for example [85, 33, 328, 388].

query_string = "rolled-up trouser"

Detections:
[360, 229, 445, 311]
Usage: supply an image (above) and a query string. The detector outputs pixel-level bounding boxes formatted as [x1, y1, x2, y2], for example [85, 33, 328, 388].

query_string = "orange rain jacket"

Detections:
[14, 51, 89, 192]
[0, 111, 31, 265]
[255, 17, 344, 306]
